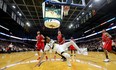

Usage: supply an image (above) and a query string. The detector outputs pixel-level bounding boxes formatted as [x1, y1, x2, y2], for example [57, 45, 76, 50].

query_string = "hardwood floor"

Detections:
[0, 51, 116, 70]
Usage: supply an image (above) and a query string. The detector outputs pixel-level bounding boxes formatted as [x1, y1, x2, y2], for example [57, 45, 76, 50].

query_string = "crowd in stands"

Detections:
[0, 35, 116, 53]
[77, 36, 116, 51]
[78, 40, 102, 51]
[77, 35, 116, 51]
[0, 40, 34, 53]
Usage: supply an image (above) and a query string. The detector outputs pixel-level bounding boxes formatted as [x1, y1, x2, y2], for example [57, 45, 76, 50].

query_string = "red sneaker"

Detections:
[54, 55, 56, 59]
[46, 56, 48, 60]
[37, 57, 40, 60]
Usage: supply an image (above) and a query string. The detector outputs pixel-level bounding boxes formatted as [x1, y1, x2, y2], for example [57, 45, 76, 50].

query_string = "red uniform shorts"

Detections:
[36, 43, 44, 51]
[103, 40, 112, 51]
[70, 45, 76, 50]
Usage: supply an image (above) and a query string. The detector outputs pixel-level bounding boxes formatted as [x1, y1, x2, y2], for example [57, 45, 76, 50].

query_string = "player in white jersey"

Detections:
[37, 36, 82, 67]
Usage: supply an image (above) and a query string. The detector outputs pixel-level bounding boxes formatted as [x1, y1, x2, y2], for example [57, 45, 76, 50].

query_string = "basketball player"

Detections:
[7, 43, 13, 53]
[70, 37, 76, 56]
[36, 31, 47, 60]
[37, 36, 82, 67]
[102, 29, 116, 62]
[57, 31, 65, 45]
[57, 31, 66, 61]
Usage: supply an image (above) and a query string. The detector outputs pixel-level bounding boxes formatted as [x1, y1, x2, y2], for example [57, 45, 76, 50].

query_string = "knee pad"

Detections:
[62, 53, 70, 58]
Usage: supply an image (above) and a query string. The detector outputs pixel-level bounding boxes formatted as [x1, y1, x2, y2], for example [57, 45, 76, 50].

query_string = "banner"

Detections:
[3, 3, 7, 12]
[21, 21, 24, 27]
[0, 0, 3, 9]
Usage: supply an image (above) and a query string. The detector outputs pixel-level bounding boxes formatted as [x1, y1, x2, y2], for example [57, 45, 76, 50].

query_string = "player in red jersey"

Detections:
[70, 37, 76, 56]
[57, 31, 65, 45]
[36, 31, 44, 51]
[57, 31, 66, 61]
[36, 31, 48, 60]
[102, 29, 116, 62]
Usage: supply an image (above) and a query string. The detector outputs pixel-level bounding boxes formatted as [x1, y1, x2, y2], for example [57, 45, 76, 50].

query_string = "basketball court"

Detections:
[0, 51, 116, 70]
[0, 0, 116, 70]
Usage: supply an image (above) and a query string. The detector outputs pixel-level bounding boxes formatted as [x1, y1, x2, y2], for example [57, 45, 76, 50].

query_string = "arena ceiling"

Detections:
[1, 0, 116, 39]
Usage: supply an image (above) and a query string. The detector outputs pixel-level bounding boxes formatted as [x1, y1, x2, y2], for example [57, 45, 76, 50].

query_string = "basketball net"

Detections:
[63, 6, 70, 16]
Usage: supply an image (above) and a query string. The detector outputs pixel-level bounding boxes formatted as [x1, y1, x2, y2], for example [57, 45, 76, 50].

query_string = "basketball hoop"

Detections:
[63, 6, 70, 16]
[44, 19, 60, 29]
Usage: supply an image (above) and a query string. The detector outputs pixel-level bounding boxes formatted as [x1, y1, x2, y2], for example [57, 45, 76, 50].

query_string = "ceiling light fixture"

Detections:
[82, 12, 84, 15]
[77, 18, 79, 20]
[89, 4, 92, 8]
[17, 11, 19, 13]
[70, 24, 73, 27]
[69, 24, 73, 29]
[12, 5, 16, 9]
[26, 22, 30, 27]
[94, 0, 100, 2]
[17, 11, 22, 16]
[19, 13, 22, 16]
